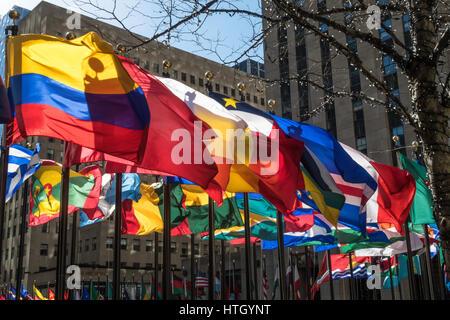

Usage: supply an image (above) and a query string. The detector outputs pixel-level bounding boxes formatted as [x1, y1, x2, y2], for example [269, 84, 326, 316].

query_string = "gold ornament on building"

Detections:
[8, 9, 20, 21]
[237, 82, 246, 92]
[204, 71, 214, 81]
[163, 59, 172, 69]
[268, 99, 276, 108]
[65, 31, 76, 40]
[392, 135, 400, 143]
[116, 43, 126, 53]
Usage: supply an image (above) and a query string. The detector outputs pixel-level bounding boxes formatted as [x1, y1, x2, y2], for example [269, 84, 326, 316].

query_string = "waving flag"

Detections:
[168, 178, 243, 236]
[33, 285, 47, 300]
[29, 161, 102, 226]
[8, 284, 16, 300]
[6, 33, 150, 163]
[341, 144, 416, 232]
[6, 143, 41, 202]
[399, 153, 435, 225]
[207, 92, 304, 215]
[270, 116, 377, 234]
[20, 285, 33, 300]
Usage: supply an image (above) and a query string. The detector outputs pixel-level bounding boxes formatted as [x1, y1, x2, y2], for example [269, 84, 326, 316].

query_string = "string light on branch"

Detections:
[8, 9, 20, 21]
[163, 59, 172, 69]
[116, 43, 126, 53]
[65, 31, 76, 40]
[237, 82, 246, 92]
[204, 71, 214, 81]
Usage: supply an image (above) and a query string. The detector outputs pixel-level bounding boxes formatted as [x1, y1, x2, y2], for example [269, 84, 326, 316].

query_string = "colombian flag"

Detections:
[29, 160, 102, 226]
[6, 32, 150, 163]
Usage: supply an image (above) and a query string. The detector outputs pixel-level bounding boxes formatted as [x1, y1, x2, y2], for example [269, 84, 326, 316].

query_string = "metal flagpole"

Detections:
[190, 234, 195, 300]
[253, 242, 259, 300]
[423, 224, 435, 300]
[162, 181, 171, 299]
[243, 193, 253, 299]
[436, 247, 446, 300]
[208, 196, 215, 300]
[387, 256, 395, 300]
[221, 240, 226, 300]
[326, 250, 334, 300]
[16, 172, 30, 300]
[395, 255, 403, 300]
[69, 164, 80, 298]
[55, 142, 70, 300]
[154, 231, 159, 300]
[0, 9, 20, 288]
[348, 253, 354, 300]
[276, 210, 287, 300]
[404, 218, 417, 300]
[113, 172, 122, 300]
[305, 247, 311, 300]
[289, 249, 294, 300]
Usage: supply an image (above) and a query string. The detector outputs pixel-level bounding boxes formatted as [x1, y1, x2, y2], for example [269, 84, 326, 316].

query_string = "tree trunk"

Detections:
[411, 0, 450, 267]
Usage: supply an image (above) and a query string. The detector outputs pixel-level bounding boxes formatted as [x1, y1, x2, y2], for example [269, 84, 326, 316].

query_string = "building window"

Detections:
[5, 248, 8, 260]
[85, 239, 90, 252]
[181, 243, 188, 257]
[133, 239, 140, 251]
[146, 240, 153, 252]
[47, 148, 54, 160]
[153, 63, 159, 74]
[173, 70, 178, 79]
[170, 241, 177, 253]
[199, 78, 204, 87]
[158, 241, 163, 252]
[190, 75, 195, 85]
[7, 228, 10, 238]
[194, 244, 199, 255]
[223, 86, 228, 95]
[215, 83, 220, 92]
[79, 240, 82, 253]
[12, 225, 16, 237]
[181, 72, 187, 82]
[121, 262, 127, 268]
[143, 60, 149, 70]
[133, 262, 140, 269]
[121, 238, 127, 250]
[92, 237, 97, 251]
[146, 263, 152, 270]
[260, 97, 265, 106]
[40, 244, 48, 256]
[231, 88, 236, 97]
[106, 237, 113, 249]
[246, 93, 250, 102]
[253, 95, 258, 104]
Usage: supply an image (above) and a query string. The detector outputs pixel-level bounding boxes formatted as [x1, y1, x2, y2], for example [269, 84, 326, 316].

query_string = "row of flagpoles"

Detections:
[0, 11, 448, 301]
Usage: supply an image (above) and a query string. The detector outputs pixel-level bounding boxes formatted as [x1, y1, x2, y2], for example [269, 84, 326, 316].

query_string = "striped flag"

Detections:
[6, 143, 40, 202]
[195, 273, 209, 288]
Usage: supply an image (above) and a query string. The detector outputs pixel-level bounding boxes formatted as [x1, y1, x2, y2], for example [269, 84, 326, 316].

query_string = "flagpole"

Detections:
[232, 259, 236, 299]
[387, 256, 395, 300]
[276, 209, 287, 300]
[305, 247, 311, 300]
[190, 233, 195, 300]
[422, 224, 436, 300]
[243, 193, 253, 300]
[404, 218, 417, 300]
[221, 240, 226, 300]
[289, 249, 294, 300]
[253, 242, 259, 300]
[113, 172, 122, 300]
[208, 196, 215, 300]
[326, 250, 334, 300]
[348, 253, 354, 300]
[16, 167, 30, 300]
[154, 231, 159, 300]
[55, 142, 70, 300]
[395, 255, 403, 300]
[162, 180, 171, 300]
[0, 9, 20, 288]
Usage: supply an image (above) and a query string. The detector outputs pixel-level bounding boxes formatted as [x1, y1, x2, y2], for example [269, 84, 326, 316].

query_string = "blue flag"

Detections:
[81, 285, 90, 300]
[6, 143, 41, 202]
[20, 285, 33, 300]
[105, 173, 142, 204]
[8, 284, 16, 300]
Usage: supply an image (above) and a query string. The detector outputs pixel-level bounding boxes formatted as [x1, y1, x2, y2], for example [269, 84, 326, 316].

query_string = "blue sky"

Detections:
[0, 0, 264, 65]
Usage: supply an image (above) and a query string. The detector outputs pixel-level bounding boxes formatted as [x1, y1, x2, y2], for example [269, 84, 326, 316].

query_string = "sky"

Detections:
[0, 0, 264, 65]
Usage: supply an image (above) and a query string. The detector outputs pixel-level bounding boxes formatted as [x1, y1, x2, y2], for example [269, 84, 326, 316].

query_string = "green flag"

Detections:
[90, 281, 98, 300]
[399, 153, 435, 225]
[271, 264, 279, 300]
